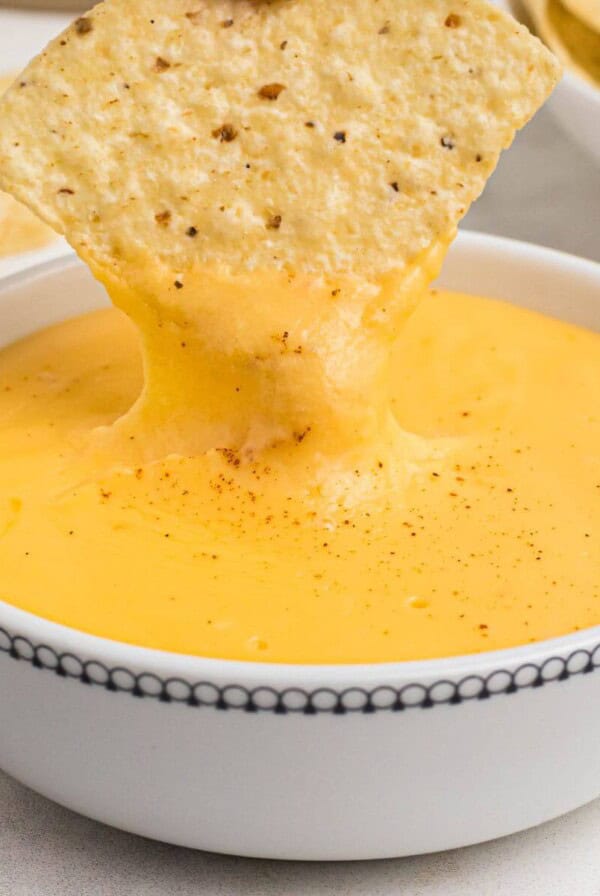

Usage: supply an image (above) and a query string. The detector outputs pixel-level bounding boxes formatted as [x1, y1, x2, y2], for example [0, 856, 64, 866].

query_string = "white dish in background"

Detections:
[0, 11, 73, 74]
[548, 72, 600, 164]
[0, 231, 599, 861]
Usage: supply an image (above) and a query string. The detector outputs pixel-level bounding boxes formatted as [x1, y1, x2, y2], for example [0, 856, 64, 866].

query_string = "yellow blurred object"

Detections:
[0, 75, 56, 258]
[552, 0, 600, 32]
[0, 192, 56, 259]
[524, 0, 600, 86]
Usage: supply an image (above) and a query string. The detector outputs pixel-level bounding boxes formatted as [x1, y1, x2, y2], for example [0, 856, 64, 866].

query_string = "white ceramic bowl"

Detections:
[0, 230, 599, 861]
[506, 0, 600, 164]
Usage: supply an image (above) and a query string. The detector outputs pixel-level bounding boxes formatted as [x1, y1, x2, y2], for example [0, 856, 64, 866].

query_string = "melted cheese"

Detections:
[89, 238, 449, 465]
[0, 4, 572, 666]
[0, 289, 598, 663]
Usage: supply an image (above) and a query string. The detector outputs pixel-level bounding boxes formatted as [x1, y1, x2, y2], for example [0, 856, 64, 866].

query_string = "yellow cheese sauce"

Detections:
[0, 289, 598, 663]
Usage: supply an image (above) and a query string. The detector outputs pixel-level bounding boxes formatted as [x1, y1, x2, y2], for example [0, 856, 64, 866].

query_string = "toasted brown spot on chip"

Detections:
[155, 210, 171, 226]
[57, 187, 74, 194]
[154, 57, 171, 73]
[185, 10, 202, 22]
[280, 40, 288, 49]
[389, 181, 399, 192]
[305, 120, 315, 128]
[266, 214, 282, 229]
[445, 13, 462, 27]
[379, 21, 391, 33]
[217, 448, 240, 467]
[333, 130, 346, 142]
[74, 17, 93, 35]
[258, 83, 285, 100]
[186, 225, 198, 237]
[221, 18, 234, 27]
[174, 280, 183, 289]
[212, 123, 238, 142]
[293, 426, 312, 443]
[440, 135, 455, 149]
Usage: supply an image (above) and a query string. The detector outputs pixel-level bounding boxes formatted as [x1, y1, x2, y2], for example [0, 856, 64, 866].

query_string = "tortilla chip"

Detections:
[0, 0, 559, 288]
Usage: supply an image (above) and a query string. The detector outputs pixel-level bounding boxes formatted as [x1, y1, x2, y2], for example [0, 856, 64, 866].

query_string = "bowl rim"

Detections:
[0, 237, 72, 283]
[1, 230, 600, 708]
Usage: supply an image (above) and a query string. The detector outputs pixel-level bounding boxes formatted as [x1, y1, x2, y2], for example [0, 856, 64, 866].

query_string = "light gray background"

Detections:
[1, 8, 600, 895]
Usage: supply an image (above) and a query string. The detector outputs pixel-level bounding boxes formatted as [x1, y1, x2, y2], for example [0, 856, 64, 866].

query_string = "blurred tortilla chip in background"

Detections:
[0, 74, 57, 259]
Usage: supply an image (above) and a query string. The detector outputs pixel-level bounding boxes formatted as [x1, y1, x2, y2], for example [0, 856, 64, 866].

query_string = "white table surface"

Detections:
[1, 7, 600, 895]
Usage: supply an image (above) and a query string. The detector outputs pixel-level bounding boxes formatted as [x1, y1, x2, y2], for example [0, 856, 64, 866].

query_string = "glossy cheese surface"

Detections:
[0, 290, 598, 663]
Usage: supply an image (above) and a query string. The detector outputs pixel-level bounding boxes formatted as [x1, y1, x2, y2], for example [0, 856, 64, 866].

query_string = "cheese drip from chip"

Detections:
[91, 237, 450, 469]
[0, 0, 559, 472]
